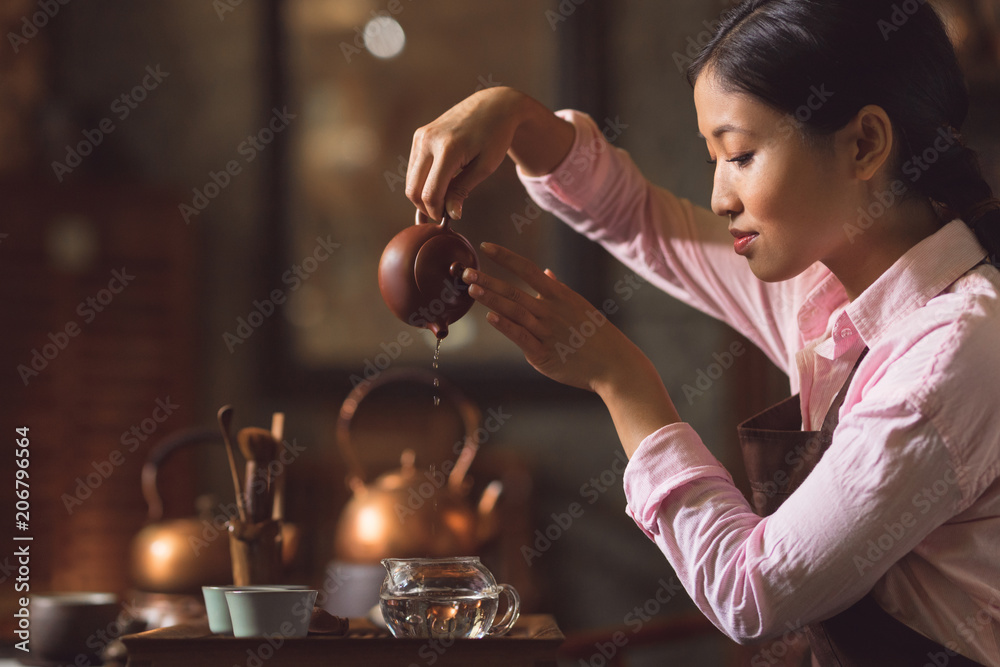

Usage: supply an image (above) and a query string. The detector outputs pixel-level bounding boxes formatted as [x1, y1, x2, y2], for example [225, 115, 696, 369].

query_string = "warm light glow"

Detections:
[357, 506, 386, 544]
[150, 537, 173, 561]
[441, 509, 472, 540]
[363, 16, 406, 59]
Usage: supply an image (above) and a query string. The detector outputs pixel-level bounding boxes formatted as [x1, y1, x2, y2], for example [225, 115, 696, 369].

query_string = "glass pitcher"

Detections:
[379, 556, 520, 639]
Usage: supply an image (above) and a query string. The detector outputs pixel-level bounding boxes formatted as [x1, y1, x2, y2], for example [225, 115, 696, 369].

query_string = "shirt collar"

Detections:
[800, 220, 987, 360]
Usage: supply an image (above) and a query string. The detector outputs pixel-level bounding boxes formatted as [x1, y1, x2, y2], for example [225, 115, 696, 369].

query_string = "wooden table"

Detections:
[120, 615, 564, 667]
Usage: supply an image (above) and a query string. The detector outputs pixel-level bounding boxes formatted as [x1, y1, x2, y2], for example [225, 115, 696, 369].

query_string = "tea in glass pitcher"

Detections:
[379, 556, 520, 639]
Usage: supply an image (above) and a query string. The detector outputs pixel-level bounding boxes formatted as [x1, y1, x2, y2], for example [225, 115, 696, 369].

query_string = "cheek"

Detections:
[749, 157, 840, 225]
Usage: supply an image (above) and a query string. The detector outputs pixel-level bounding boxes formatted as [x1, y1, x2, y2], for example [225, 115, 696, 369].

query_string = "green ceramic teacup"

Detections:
[202, 585, 309, 635]
[224, 589, 318, 638]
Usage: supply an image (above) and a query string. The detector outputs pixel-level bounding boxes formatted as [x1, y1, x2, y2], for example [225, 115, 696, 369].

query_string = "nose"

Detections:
[710, 169, 742, 219]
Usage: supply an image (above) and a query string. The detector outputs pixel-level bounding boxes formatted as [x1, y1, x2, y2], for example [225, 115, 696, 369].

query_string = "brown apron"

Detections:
[738, 347, 983, 666]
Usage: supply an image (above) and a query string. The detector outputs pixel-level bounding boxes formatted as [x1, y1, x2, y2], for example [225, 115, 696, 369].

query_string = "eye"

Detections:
[727, 152, 754, 168]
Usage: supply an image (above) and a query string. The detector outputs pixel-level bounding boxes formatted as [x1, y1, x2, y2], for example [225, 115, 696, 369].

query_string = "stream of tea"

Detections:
[430, 339, 442, 545]
[432, 338, 441, 406]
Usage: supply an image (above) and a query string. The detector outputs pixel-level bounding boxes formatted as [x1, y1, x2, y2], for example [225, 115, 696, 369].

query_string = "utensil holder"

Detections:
[227, 518, 283, 585]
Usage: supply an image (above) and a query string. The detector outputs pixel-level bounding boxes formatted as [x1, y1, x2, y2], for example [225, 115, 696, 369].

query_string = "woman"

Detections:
[404, 0, 1000, 664]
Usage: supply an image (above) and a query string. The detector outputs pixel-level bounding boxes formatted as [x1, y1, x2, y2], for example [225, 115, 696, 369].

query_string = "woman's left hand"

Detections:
[462, 243, 640, 393]
[466, 242, 681, 456]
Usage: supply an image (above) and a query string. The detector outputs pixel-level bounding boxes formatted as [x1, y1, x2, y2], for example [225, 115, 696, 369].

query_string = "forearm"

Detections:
[507, 92, 575, 177]
[593, 340, 681, 458]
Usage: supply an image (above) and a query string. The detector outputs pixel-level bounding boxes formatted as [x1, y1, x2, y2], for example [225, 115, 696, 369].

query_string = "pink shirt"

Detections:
[519, 110, 1000, 664]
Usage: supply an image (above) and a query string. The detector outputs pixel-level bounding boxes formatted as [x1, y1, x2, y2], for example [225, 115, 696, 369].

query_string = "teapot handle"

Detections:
[414, 211, 455, 228]
[141, 427, 223, 521]
[335, 367, 482, 491]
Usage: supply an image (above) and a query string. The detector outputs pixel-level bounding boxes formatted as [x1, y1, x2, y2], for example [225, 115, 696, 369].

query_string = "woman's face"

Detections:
[694, 71, 860, 282]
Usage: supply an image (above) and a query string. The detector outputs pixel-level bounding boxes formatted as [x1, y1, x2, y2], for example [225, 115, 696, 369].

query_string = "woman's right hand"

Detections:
[405, 87, 575, 222]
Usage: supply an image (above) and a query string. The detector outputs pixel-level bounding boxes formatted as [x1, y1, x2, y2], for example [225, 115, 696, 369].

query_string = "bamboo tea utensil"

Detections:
[217, 405, 247, 522]
[270, 412, 284, 442]
[269, 412, 285, 521]
[237, 427, 277, 523]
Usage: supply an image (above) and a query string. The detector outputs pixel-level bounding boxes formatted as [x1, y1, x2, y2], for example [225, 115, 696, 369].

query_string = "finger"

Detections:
[422, 153, 464, 222]
[479, 242, 557, 297]
[484, 311, 546, 359]
[544, 268, 557, 280]
[463, 265, 545, 317]
[467, 280, 547, 339]
[405, 147, 434, 218]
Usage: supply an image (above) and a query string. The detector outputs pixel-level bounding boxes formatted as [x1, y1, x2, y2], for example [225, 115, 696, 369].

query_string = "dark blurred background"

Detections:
[1, 1, 997, 665]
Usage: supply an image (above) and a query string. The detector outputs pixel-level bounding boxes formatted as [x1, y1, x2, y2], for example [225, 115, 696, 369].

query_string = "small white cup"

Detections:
[224, 589, 318, 638]
[202, 585, 308, 635]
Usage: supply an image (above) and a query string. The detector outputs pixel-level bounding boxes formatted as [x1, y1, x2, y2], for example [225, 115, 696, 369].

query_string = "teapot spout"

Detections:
[429, 322, 448, 339]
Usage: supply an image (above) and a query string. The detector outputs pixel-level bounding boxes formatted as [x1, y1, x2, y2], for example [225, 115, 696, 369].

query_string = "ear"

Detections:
[840, 105, 894, 182]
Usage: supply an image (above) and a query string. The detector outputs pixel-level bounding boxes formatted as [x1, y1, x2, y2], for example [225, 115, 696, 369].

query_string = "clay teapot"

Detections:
[332, 369, 502, 563]
[378, 213, 479, 339]
[130, 428, 299, 594]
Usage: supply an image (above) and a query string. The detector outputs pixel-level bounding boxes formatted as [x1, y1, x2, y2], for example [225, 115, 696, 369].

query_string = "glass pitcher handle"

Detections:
[486, 584, 521, 637]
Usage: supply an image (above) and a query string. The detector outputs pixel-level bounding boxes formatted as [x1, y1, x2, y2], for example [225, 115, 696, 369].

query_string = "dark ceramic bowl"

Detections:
[27, 592, 121, 664]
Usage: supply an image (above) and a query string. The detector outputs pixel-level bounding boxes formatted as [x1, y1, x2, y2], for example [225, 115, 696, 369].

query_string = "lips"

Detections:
[730, 228, 759, 255]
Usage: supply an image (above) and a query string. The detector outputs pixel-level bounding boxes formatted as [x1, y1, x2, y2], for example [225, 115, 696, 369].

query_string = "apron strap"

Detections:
[818, 346, 869, 438]
[737, 348, 869, 517]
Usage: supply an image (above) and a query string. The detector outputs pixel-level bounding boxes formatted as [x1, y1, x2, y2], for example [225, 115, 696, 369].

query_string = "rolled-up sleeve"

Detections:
[623, 397, 963, 643]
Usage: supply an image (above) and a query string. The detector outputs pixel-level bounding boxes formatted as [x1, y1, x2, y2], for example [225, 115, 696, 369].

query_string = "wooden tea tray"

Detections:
[120, 614, 564, 667]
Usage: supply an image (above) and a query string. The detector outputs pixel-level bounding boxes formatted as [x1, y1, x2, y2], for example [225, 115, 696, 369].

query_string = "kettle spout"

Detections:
[478, 480, 503, 516]
[476, 480, 503, 543]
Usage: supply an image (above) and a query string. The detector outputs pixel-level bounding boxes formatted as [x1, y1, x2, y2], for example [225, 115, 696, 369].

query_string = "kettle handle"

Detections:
[141, 427, 223, 521]
[336, 368, 482, 491]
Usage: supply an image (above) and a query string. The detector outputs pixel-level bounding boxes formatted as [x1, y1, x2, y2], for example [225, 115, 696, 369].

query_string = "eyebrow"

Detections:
[696, 125, 754, 139]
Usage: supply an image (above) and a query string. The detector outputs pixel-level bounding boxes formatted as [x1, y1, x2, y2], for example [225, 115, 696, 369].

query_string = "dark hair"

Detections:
[687, 0, 1000, 265]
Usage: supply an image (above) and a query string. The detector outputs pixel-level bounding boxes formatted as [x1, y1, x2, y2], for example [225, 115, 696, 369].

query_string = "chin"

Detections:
[746, 257, 802, 283]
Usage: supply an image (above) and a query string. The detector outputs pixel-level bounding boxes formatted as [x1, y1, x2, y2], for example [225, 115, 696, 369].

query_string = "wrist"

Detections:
[593, 343, 681, 458]
[508, 94, 575, 177]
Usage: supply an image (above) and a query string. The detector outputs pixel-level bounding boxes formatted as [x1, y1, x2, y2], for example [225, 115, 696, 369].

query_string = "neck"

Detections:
[825, 198, 943, 301]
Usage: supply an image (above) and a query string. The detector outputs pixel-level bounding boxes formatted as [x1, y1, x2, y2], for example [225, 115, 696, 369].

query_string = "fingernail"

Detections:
[462, 268, 478, 283]
[480, 242, 497, 254]
[486, 312, 499, 325]
[447, 200, 463, 220]
[468, 284, 484, 298]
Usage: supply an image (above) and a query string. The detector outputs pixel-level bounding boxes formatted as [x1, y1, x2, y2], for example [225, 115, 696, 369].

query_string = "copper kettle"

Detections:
[130, 428, 299, 593]
[378, 213, 479, 339]
[332, 369, 502, 563]
[130, 428, 234, 594]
